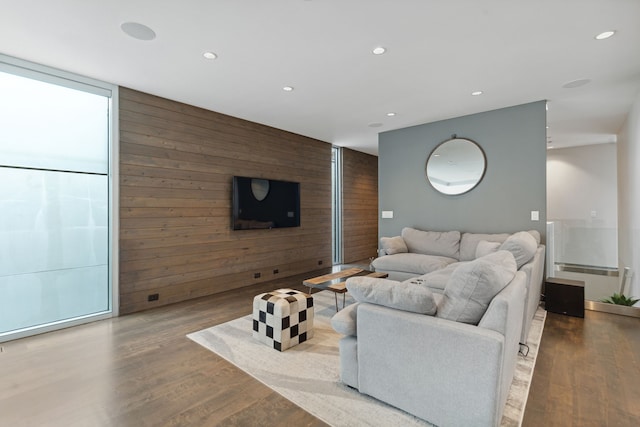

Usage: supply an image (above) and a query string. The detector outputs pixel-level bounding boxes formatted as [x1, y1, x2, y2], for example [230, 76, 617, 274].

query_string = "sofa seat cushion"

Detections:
[499, 231, 538, 268]
[405, 262, 465, 291]
[436, 250, 517, 325]
[459, 232, 511, 261]
[401, 227, 461, 259]
[346, 276, 438, 315]
[372, 253, 458, 275]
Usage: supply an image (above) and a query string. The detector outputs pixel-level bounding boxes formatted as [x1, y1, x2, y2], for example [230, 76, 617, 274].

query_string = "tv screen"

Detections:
[232, 176, 301, 230]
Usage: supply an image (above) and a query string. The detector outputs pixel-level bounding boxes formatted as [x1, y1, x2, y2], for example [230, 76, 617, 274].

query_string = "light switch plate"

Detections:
[531, 210, 539, 221]
[381, 210, 394, 219]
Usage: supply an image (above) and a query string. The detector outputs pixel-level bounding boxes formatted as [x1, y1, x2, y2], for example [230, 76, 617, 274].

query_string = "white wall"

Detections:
[618, 91, 640, 302]
[547, 144, 618, 268]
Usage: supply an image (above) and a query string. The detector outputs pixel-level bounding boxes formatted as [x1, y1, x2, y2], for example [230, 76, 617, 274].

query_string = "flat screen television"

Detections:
[232, 176, 301, 230]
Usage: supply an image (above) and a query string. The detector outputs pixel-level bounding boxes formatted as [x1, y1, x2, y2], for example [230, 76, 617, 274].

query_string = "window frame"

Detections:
[0, 54, 119, 342]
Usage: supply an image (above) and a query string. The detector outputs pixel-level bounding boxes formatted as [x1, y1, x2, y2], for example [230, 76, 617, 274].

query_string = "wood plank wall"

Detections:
[119, 88, 332, 314]
[341, 148, 378, 263]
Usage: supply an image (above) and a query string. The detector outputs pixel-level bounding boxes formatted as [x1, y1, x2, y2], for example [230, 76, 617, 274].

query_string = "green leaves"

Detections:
[601, 293, 640, 306]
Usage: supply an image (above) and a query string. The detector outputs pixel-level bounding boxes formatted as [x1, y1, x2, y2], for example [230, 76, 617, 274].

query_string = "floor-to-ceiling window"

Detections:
[0, 56, 117, 342]
[332, 146, 343, 265]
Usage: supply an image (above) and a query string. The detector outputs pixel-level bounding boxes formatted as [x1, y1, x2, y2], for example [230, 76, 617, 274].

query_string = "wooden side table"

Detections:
[545, 277, 585, 318]
[303, 268, 388, 311]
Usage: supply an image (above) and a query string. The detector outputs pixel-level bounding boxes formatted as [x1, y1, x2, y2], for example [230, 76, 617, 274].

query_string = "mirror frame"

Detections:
[425, 136, 487, 196]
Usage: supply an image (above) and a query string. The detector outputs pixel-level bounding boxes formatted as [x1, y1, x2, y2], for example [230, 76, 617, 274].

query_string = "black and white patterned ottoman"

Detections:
[252, 288, 314, 351]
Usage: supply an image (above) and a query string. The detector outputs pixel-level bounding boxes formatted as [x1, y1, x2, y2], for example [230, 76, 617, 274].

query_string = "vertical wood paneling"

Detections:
[342, 148, 378, 263]
[119, 87, 332, 313]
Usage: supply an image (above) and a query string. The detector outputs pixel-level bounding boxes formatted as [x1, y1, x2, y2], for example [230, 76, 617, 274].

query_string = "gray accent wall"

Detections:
[378, 101, 547, 242]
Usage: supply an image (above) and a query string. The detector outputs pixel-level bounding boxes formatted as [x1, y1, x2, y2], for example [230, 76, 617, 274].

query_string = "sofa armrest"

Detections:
[478, 271, 527, 336]
[357, 303, 507, 427]
[518, 245, 545, 343]
[478, 272, 527, 415]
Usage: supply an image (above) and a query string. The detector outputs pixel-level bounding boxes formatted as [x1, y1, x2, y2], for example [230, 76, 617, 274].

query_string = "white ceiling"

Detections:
[1, 0, 639, 156]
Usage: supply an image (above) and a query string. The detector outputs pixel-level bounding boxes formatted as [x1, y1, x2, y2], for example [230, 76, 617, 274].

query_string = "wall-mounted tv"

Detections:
[232, 176, 301, 230]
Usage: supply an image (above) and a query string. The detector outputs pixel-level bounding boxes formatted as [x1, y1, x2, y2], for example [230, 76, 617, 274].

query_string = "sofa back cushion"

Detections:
[527, 229, 541, 245]
[436, 250, 517, 325]
[475, 240, 501, 258]
[499, 231, 538, 268]
[372, 253, 458, 276]
[401, 227, 461, 259]
[459, 232, 510, 261]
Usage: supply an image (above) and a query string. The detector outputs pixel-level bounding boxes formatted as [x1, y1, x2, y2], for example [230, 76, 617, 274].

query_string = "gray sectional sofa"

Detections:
[371, 227, 545, 344]
[332, 250, 527, 426]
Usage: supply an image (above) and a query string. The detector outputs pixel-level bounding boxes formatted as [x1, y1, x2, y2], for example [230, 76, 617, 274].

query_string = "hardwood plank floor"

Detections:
[2, 269, 639, 427]
[523, 309, 640, 427]
[0, 272, 331, 427]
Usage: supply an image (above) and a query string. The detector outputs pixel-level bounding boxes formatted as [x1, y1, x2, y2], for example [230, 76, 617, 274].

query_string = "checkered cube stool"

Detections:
[252, 288, 314, 351]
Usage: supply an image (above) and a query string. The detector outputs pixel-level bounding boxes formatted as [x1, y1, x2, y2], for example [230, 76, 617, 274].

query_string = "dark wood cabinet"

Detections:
[545, 277, 585, 318]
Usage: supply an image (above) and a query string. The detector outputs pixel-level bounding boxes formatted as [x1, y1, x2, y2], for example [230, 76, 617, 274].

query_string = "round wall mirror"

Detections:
[425, 137, 486, 195]
[250, 178, 270, 201]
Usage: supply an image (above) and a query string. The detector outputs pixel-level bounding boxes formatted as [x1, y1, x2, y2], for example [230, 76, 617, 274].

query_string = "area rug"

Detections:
[187, 291, 546, 427]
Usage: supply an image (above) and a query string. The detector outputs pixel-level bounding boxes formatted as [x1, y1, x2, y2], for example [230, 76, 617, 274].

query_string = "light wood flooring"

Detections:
[1, 269, 639, 426]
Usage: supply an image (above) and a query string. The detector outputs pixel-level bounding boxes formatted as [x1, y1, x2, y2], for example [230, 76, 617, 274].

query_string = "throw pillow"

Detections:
[331, 302, 359, 336]
[346, 276, 437, 315]
[499, 231, 538, 268]
[459, 232, 510, 261]
[475, 240, 501, 258]
[436, 250, 517, 325]
[380, 236, 408, 255]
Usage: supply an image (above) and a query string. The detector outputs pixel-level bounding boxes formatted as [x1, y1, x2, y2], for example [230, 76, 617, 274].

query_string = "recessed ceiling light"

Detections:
[471, 91, 483, 96]
[562, 78, 591, 89]
[283, 86, 294, 92]
[372, 47, 386, 55]
[121, 22, 156, 41]
[595, 30, 616, 40]
[203, 52, 217, 60]
[386, 112, 396, 117]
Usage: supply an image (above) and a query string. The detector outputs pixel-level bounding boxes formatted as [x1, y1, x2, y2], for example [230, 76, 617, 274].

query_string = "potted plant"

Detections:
[601, 293, 640, 306]
[591, 268, 640, 317]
